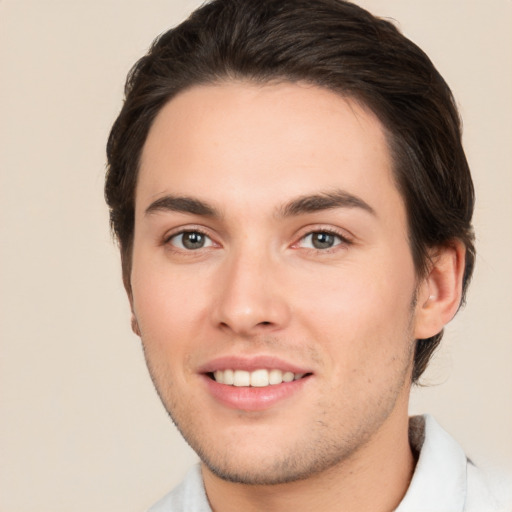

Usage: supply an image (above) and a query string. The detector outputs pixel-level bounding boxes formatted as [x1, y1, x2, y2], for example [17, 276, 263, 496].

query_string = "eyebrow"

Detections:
[144, 189, 375, 219]
[278, 190, 376, 218]
[145, 195, 220, 217]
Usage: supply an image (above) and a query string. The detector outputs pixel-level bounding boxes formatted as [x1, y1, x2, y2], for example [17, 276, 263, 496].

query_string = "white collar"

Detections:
[396, 414, 467, 511]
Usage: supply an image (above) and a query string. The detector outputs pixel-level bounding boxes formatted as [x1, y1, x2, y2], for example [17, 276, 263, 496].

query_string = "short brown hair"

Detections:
[105, 0, 475, 382]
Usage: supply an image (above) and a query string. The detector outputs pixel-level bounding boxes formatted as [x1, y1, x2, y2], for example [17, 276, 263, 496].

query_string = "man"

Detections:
[105, 0, 508, 510]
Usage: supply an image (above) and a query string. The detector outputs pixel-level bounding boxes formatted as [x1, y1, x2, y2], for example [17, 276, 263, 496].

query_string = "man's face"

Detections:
[131, 82, 425, 484]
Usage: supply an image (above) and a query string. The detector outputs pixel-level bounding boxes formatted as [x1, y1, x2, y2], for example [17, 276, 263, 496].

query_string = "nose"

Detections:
[212, 249, 291, 336]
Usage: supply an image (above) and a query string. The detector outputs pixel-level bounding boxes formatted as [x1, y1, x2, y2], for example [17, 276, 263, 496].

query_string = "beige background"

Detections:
[1, 1, 511, 511]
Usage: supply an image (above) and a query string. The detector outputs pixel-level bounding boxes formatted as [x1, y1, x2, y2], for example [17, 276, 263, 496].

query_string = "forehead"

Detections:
[137, 81, 402, 220]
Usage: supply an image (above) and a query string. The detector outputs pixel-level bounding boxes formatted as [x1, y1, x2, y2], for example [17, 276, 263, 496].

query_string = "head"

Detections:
[106, 0, 474, 384]
[106, 2, 475, 487]
[106, 0, 475, 487]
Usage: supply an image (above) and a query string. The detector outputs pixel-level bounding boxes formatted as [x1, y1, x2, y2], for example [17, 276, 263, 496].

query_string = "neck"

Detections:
[202, 404, 415, 512]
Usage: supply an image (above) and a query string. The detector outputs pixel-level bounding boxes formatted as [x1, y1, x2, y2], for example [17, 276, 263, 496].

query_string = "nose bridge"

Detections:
[213, 240, 289, 334]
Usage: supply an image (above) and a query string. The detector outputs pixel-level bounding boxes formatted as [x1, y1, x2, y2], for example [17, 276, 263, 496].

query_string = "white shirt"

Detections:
[148, 415, 511, 511]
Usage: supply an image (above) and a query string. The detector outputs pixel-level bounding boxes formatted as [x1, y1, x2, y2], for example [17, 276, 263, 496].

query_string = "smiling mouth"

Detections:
[208, 369, 311, 387]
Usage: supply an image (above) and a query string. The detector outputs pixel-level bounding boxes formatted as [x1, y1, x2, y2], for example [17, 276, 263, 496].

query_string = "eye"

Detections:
[168, 231, 214, 250]
[299, 231, 345, 250]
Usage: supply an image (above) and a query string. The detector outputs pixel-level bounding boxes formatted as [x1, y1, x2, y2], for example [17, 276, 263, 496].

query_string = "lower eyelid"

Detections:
[164, 230, 213, 248]
[162, 228, 351, 251]
[298, 231, 350, 247]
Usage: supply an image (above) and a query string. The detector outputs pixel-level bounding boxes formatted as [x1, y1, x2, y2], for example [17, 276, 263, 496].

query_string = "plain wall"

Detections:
[1, 1, 511, 510]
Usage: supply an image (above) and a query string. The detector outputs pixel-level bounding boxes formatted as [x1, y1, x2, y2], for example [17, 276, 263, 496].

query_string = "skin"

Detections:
[129, 82, 464, 512]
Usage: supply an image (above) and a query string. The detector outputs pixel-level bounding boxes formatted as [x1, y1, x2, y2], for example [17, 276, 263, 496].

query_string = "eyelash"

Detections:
[163, 227, 352, 253]
[294, 228, 352, 252]
[164, 227, 216, 251]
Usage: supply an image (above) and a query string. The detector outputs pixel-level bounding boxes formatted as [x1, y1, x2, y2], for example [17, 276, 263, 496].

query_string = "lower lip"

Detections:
[202, 374, 310, 411]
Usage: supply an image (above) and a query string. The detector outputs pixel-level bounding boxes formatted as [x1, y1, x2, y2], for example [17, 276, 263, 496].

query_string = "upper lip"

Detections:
[197, 355, 313, 374]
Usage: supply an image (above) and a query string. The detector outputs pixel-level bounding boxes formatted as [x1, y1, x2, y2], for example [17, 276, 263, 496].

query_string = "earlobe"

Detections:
[413, 240, 466, 340]
[126, 275, 140, 337]
[131, 314, 141, 337]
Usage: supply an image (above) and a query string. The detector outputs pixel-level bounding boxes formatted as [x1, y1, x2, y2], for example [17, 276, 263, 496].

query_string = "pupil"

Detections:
[312, 232, 334, 249]
[183, 232, 204, 249]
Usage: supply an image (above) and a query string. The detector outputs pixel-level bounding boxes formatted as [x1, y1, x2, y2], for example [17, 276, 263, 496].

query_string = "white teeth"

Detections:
[212, 368, 307, 387]
[250, 369, 269, 387]
[282, 371, 294, 383]
[233, 370, 250, 387]
[224, 369, 234, 385]
[268, 369, 283, 385]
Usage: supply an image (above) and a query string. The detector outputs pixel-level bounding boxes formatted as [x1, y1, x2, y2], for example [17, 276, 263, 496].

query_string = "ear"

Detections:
[124, 262, 141, 337]
[126, 286, 141, 337]
[131, 313, 141, 337]
[413, 240, 466, 340]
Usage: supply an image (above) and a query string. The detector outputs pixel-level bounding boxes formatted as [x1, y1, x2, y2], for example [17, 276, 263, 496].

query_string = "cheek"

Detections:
[131, 269, 211, 397]
[297, 265, 409, 323]
[131, 262, 210, 351]
[294, 258, 416, 362]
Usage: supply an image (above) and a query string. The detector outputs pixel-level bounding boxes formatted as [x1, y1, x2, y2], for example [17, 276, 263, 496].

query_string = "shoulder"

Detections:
[396, 415, 512, 512]
[147, 464, 211, 512]
[466, 462, 512, 512]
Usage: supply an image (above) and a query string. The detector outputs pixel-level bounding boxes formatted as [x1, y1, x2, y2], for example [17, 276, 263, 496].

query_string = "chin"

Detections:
[178, 422, 356, 486]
